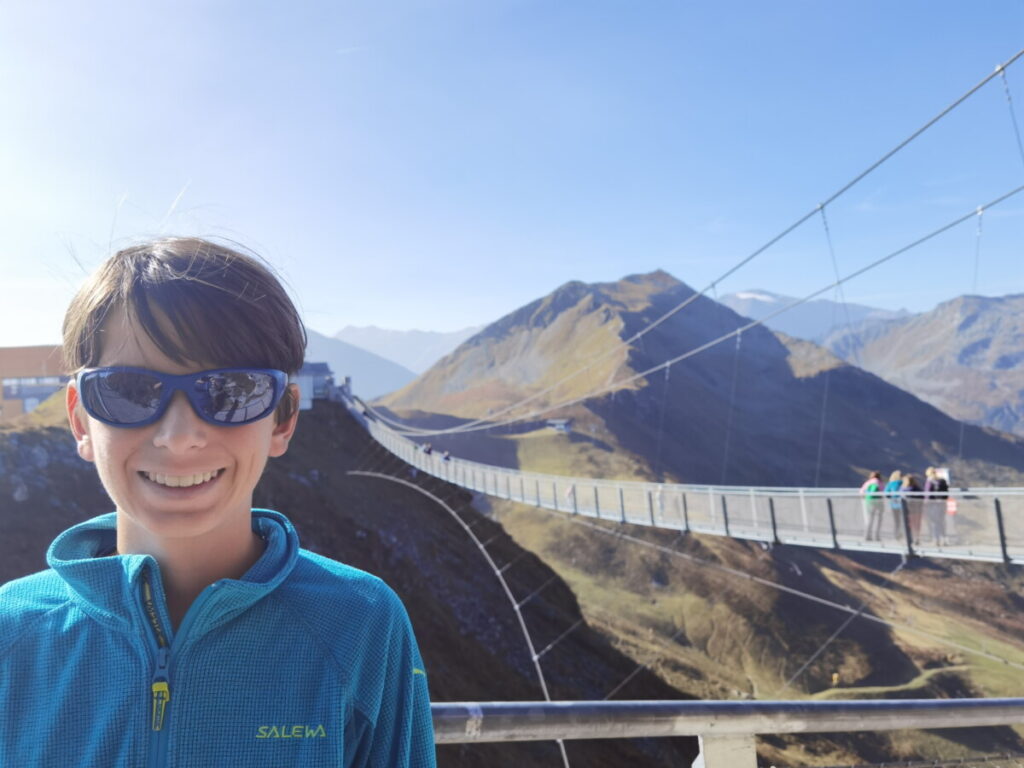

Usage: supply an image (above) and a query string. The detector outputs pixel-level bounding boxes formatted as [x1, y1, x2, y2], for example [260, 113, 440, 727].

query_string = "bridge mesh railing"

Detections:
[355, 406, 1024, 564]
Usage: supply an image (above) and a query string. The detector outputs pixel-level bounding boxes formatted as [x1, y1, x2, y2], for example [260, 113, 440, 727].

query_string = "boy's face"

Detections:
[66, 305, 299, 545]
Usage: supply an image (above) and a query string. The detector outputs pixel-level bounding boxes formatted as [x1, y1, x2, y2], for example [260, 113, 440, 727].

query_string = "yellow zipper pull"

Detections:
[151, 681, 171, 731]
[142, 574, 173, 733]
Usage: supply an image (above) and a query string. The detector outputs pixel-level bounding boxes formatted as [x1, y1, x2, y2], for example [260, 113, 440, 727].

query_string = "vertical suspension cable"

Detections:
[653, 365, 671, 481]
[813, 204, 849, 487]
[999, 65, 1024, 172]
[959, 207, 985, 460]
[971, 206, 985, 291]
[820, 205, 861, 368]
[711, 283, 740, 484]
[812, 371, 832, 489]
[720, 332, 742, 485]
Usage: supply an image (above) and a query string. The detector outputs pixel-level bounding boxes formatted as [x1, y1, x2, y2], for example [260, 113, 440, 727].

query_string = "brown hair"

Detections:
[62, 237, 306, 421]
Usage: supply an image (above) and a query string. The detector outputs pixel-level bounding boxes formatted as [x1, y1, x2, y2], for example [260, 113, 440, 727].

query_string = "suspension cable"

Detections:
[720, 332, 742, 485]
[1000, 65, 1024, 173]
[348, 470, 572, 768]
[653, 366, 671, 481]
[813, 204, 846, 487]
[959, 207, 985, 460]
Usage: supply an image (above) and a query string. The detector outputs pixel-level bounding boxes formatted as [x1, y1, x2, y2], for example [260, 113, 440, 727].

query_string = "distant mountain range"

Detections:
[719, 289, 909, 342]
[823, 294, 1024, 437]
[334, 325, 482, 374]
[305, 328, 415, 399]
[378, 272, 1024, 487]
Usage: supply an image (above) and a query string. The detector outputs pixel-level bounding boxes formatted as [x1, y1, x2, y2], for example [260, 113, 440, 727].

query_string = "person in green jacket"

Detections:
[860, 470, 884, 541]
[883, 470, 904, 539]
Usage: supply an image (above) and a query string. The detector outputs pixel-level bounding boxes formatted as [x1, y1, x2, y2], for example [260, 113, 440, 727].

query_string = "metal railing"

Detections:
[351, 401, 1024, 565]
[431, 698, 1024, 767]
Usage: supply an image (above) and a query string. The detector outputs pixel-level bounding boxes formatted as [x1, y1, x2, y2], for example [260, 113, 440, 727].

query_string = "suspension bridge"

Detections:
[346, 394, 1024, 565]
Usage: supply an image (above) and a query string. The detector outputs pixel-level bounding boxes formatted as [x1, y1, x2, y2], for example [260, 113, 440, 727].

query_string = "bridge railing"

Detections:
[431, 698, 1024, 767]
[354, 404, 1024, 565]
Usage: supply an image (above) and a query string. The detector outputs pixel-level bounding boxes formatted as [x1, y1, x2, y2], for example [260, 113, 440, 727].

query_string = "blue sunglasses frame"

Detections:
[75, 366, 289, 428]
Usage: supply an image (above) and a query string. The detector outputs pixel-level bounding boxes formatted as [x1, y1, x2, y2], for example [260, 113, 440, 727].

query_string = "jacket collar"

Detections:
[46, 510, 300, 637]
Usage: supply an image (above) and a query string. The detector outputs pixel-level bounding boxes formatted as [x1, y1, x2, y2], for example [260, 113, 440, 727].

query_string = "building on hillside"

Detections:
[546, 418, 572, 433]
[296, 362, 334, 411]
[0, 346, 65, 423]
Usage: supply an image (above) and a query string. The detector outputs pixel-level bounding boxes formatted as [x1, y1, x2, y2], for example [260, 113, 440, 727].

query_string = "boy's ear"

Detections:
[66, 382, 95, 463]
[268, 384, 300, 458]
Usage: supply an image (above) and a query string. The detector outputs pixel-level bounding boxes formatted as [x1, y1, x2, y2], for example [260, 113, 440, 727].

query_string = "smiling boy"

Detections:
[0, 238, 436, 766]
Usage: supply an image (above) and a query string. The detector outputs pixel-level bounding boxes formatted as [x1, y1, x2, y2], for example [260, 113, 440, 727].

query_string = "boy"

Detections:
[0, 237, 436, 767]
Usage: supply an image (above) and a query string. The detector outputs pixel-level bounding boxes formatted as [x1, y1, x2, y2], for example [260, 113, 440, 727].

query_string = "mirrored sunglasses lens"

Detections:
[199, 372, 276, 424]
[84, 371, 163, 424]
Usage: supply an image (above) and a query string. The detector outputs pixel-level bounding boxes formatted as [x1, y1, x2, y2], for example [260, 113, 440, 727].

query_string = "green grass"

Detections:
[514, 427, 653, 482]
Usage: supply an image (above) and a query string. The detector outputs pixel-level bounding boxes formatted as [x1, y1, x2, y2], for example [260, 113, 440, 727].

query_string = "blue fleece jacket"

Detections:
[0, 510, 436, 767]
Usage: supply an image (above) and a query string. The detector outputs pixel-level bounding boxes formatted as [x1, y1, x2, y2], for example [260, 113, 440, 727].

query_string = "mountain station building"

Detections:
[0, 345, 65, 424]
[297, 362, 334, 411]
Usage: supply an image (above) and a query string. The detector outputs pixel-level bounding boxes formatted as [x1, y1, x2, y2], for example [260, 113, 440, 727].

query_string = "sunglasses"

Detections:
[76, 367, 289, 428]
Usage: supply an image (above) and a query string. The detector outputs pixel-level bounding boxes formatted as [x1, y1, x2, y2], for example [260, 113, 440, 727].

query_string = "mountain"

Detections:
[823, 294, 1024, 437]
[378, 271, 1024, 487]
[334, 325, 483, 374]
[305, 328, 416, 399]
[720, 290, 909, 342]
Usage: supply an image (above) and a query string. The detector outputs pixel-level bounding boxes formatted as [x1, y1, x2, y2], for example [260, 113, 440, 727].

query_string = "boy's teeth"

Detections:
[146, 470, 217, 488]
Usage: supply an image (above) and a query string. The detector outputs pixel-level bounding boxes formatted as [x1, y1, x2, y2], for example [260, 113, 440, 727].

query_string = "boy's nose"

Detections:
[152, 392, 208, 452]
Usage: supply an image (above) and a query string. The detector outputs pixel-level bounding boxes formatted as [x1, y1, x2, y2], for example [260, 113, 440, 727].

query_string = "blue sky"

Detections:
[2, 1, 1023, 347]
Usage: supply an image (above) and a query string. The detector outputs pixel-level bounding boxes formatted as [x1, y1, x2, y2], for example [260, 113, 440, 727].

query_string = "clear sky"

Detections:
[1, 1, 1023, 347]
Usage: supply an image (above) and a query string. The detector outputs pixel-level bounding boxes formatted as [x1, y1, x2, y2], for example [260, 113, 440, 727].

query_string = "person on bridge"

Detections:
[884, 470, 903, 540]
[0, 238, 436, 767]
[901, 473, 924, 544]
[860, 471, 884, 541]
[924, 467, 949, 546]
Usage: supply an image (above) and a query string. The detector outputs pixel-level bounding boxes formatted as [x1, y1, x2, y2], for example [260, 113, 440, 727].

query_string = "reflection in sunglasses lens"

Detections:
[93, 372, 162, 423]
[204, 373, 274, 423]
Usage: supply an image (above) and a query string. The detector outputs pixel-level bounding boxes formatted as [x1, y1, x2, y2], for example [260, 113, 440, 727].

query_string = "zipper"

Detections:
[142, 572, 173, 767]
[140, 566, 223, 766]
[142, 576, 172, 730]
[151, 647, 171, 730]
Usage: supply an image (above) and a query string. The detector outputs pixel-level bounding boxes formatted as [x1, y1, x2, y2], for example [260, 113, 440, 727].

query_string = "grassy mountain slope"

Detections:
[379, 275, 650, 418]
[381, 271, 1024, 487]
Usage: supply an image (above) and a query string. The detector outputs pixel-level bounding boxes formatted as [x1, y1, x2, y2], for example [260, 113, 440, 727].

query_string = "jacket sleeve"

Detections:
[348, 589, 436, 768]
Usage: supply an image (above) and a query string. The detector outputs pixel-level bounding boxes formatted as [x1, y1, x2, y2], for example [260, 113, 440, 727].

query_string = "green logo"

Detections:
[256, 724, 327, 739]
